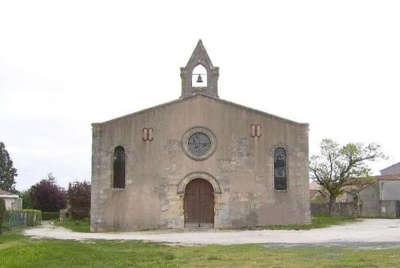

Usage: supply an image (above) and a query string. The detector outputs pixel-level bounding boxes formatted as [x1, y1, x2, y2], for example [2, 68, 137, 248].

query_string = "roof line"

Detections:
[380, 162, 400, 172]
[0, 194, 19, 198]
[93, 95, 198, 125]
[199, 94, 308, 126]
[94, 94, 308, 126]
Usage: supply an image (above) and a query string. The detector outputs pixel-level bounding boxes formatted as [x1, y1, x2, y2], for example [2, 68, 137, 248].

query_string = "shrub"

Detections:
[0, 198, 5, 234]
[68, 181, 90, 219]
[42, 211, 59, 220]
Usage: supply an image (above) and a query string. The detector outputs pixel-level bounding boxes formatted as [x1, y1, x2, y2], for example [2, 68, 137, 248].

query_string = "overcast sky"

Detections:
[1, 1, 399, 191]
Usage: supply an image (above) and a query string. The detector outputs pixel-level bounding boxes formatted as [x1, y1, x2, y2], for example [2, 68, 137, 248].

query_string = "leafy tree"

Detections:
[0, 142, 17, 192]
[21, 190, 33, 209]
[29, 174, 66, 212]
[309, 139, 385, 215]
[68, 181, 91, 219]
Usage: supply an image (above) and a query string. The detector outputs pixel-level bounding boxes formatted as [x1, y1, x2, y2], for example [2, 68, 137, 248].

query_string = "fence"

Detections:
[4, 209, 42, 229]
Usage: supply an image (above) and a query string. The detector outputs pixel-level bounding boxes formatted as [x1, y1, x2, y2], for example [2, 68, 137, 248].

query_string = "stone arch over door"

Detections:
[178, 172, 222, 228]
[177, 172, 222, 194]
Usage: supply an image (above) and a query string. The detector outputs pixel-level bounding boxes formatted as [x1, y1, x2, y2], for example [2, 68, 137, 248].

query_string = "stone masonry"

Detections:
[90, 40, 311, 231]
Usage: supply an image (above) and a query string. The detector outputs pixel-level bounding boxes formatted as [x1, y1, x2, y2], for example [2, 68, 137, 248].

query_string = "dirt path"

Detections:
[24, 219, 400, 245]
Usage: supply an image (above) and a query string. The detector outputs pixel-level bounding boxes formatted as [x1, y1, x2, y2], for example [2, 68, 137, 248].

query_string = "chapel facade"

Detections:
[90, 40, 310, 231]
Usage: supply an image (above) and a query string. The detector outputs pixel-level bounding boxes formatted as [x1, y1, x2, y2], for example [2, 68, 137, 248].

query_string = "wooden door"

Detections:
[184, 179, 214, 227]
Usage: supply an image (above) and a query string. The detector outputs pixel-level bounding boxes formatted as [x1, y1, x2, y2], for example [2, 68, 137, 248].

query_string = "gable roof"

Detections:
[380, 162, 400, 175]
[95, 94, 308, 127]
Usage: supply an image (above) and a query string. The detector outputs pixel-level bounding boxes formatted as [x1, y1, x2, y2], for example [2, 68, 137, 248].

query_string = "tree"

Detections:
[29, 174, 66, 212]
[21, 190, 33, 209]
[67, 181, 91, 219]
[309, 139, 385, 215]
[0, 142, 17, 192]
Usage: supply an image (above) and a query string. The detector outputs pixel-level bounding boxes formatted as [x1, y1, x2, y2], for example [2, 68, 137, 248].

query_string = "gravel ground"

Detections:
[24, 219, 400, 246]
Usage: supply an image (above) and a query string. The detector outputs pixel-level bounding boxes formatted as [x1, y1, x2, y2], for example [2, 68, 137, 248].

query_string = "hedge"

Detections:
[4, 209, 42, 229]
[42, 211, 60, 220]
[0, 199, 5, 234]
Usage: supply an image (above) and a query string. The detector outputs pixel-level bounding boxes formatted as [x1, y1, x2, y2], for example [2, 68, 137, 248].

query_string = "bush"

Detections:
[0, 198, 5, 234]
[42, 211, 59, 220]
[68, 181, 90, 219]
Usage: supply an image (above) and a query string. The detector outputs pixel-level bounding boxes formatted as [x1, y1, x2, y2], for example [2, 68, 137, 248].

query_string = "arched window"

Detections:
[113, 146, 125, 188]
[274, 147, 287, 190]
[191, 64, 207, 88]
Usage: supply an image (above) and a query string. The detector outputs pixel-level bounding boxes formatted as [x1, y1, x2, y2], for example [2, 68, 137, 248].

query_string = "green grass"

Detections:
[233, 215, 357, 231]
[0, 230, 399, 267]
[54, 218, 90, 232]
[263, 215, 358, 230]
[311, 215, 358, 228]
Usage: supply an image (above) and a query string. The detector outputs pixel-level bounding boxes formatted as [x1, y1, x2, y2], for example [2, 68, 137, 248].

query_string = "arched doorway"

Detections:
[184, 178, 214, 228]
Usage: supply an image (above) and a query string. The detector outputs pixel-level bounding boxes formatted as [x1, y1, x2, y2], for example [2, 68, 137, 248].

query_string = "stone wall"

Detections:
[311, 183, 400, 218]
[379, 200, 398, 218]
[3, 197, 22, 210]
[310, 202, 359, 217]
[359, 182, 400, 218]
[359, 183, 381, 217]
[91, 95, 310, 231]
[380, 181, 400, 200]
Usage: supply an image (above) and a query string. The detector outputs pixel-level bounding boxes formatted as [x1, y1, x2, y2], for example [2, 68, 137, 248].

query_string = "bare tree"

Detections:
[310, 139, 385, 215]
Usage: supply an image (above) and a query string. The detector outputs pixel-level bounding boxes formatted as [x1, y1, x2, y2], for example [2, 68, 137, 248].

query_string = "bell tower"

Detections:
[180, 40, 219, 99]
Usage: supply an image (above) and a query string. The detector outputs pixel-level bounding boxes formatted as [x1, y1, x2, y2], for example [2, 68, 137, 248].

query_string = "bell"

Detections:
[196, 74, 203, 83]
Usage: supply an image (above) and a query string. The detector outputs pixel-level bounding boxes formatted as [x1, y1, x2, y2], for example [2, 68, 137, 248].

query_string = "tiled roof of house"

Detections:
[374, 174, 400, 181]
[309, 175, 400, 192]
[309, 181, 321, 190]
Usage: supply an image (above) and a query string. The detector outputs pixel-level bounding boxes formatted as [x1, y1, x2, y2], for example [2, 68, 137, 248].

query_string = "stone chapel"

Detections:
[90, 40, 310, 231]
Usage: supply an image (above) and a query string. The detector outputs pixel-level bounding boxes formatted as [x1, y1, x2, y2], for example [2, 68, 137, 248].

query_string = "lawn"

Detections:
[0, 230, 399, 267]
[55, 218, 90, 232]
[263, 215, 358, 230]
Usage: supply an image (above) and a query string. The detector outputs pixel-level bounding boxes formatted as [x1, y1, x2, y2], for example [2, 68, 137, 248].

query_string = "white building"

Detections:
[0, 189, 22, 210]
